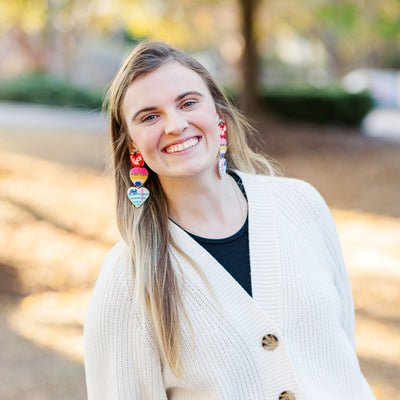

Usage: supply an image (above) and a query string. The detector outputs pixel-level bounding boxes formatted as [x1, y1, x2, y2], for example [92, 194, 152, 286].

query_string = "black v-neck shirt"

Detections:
[184, 173, 252, 297]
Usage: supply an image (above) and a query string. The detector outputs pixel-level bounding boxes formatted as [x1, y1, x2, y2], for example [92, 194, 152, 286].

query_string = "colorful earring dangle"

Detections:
[127, 151, 150, 208]
[218, 120, 227, 179]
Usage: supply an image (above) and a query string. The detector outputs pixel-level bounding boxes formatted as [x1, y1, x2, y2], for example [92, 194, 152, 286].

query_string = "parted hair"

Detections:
[106, 40, 276, 376]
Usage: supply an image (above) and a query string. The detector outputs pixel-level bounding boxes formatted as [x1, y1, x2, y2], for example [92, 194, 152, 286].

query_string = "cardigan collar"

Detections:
[168, 171, 282, 331]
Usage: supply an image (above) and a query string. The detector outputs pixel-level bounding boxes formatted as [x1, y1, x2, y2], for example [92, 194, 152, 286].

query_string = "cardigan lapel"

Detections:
[237, 171, 283, 330]
[169, 172, 282, 331]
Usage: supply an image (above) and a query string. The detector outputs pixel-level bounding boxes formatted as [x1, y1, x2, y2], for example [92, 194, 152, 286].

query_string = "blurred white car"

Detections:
[342, 69, 400, 108]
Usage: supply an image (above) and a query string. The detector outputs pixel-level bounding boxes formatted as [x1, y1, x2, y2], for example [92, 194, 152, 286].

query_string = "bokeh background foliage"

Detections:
[261, 88, 373, 125]
[0, 74, 103, 109]
[3, 0, 400, 122]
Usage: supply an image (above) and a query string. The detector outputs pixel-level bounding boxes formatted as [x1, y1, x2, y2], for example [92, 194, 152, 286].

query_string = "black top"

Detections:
[184, 173, 252, 297]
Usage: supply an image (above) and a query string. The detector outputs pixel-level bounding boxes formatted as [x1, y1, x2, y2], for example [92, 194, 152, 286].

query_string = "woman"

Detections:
[84, 40, 375, 400]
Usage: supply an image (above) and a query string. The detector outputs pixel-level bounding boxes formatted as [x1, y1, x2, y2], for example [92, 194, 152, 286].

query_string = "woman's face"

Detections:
[122, 61, 221, 183]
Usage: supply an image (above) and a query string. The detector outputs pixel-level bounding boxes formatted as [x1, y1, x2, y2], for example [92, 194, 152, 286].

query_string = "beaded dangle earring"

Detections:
[127, 151, 150, 208]
[218, 120, 227, 179]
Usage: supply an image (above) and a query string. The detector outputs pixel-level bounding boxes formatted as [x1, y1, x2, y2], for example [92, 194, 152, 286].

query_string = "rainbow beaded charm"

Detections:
[218, 120, 227, 179]
[130, 167, 148, 187]
[219, 138, 227, 158]
[127, 151, 149, 207]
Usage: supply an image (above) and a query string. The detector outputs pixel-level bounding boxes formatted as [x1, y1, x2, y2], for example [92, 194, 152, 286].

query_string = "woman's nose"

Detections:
[164, 110, 188, 135]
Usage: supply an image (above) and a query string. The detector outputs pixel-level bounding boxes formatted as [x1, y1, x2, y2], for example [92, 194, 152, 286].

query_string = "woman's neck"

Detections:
[160, 171, 247, 239]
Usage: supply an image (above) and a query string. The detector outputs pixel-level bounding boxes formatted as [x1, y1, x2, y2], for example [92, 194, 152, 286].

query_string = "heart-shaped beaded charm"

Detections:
[219, 138, 227, 157]
[127, 187, 150, 208]
[218, 158, 227, 179]
[130, 167, 148, 187]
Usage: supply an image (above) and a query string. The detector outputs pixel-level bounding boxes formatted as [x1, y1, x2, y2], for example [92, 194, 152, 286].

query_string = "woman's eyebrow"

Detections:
[132, 107, 157, 122]
[175, 91, 204, 102]
[132, 91, 204, 122]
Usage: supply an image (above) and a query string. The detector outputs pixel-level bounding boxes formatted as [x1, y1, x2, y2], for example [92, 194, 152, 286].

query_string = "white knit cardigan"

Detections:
[84, 172, 375, 400]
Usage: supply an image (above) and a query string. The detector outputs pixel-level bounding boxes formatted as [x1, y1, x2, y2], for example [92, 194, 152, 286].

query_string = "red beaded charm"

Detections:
[218, 121, 227, 138]
[129, 152, 144, 167]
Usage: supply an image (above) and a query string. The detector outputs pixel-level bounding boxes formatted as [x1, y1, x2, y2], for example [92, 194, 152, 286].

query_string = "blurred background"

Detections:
[0, 0, 399, 399]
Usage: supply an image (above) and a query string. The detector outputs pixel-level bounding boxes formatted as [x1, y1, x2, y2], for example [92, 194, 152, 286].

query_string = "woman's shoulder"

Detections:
[101, 239, 130, 272]
[237, 171, 331, 225]
[85, 240, 134, 322]
[97, 239, 131, 285]
[268, 175, 323, 204]
[237, 171, 323, 204]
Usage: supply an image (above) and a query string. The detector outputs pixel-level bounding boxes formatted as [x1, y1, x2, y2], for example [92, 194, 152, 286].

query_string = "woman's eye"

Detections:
[142, 114, 157, 122]
[182, 100, 196, 108]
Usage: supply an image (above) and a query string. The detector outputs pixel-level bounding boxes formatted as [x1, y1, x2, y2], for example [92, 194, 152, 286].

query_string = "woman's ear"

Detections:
[127, 137, 138, 154]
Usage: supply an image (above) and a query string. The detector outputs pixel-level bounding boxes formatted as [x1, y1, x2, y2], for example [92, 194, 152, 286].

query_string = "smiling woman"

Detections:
[83, 40, 376, 400]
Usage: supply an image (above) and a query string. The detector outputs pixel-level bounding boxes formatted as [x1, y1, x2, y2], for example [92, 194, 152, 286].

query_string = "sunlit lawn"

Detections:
[0, 131, 399, 399]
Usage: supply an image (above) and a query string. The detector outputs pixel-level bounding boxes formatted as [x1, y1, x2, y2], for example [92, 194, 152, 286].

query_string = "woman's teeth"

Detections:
[165, 137, 199, 154]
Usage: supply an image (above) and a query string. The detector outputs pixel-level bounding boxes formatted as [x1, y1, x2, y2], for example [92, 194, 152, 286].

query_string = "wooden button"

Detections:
[261, 334, 279, 350]
[279, 391, 295, 400]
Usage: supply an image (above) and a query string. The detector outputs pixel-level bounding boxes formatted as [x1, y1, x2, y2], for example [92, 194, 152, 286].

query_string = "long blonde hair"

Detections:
[107, 40, 276, 376]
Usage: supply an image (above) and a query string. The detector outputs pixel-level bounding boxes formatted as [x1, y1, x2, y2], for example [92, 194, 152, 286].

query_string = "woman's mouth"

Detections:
[164, 137, 199, 154]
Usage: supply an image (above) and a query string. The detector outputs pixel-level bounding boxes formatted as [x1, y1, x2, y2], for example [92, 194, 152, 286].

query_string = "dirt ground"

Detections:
[0, 115, 399, 399]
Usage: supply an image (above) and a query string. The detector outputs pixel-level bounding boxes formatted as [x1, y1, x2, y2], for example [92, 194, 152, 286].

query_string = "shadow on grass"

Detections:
[1, 194, 110, 246]
[359, 355, 400, 394]
[0, 263, 24, 297]
[356, 309, 400, 329]
[0, 298, 86, 400]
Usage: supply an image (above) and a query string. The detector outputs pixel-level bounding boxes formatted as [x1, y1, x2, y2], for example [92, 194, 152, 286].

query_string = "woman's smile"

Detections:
[163, 136, 201, 154]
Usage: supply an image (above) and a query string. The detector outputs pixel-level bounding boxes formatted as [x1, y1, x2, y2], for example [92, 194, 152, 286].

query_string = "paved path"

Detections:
[0, 102, 109, 170]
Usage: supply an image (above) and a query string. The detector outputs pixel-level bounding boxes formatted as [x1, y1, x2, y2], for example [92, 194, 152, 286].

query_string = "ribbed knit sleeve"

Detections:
[84, 241, 167, 400]
[306, 182, 356, 350]
[271, 178, 357, 350]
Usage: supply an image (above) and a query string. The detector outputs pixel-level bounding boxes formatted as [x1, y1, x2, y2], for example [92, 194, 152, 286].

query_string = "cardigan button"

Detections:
[279, 391, 295, 400]
[261, 334, 279, 350]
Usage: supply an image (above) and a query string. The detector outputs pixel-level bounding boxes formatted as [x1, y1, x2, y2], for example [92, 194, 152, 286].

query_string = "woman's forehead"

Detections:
[129, 62, 210, 96]
[123, 61, 213, 113]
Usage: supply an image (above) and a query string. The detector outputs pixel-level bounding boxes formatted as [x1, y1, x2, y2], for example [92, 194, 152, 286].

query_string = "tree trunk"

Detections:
[238, 0, 259, 113]
[12, 23, 49, 73]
